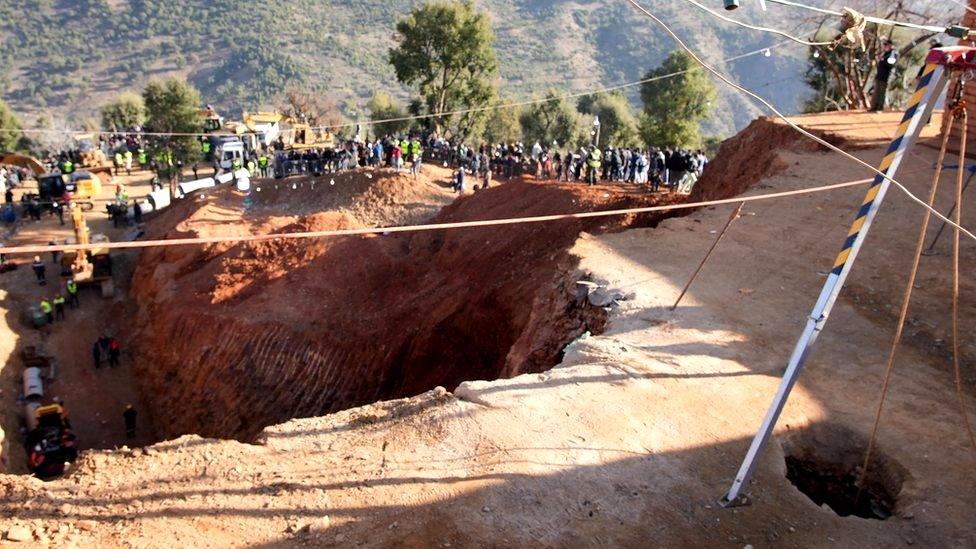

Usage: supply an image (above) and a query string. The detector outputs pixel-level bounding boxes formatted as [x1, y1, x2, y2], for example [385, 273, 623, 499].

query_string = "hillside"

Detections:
[0, 0, 819, 137]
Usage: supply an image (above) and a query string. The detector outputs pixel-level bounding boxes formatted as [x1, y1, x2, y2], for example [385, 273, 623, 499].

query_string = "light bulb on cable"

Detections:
[887, 56, 896, 65]
[763, 49, 771, 58]
[812, 50, 820, 59]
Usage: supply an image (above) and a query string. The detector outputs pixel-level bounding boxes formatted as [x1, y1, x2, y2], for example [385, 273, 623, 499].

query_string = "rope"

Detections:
[834, 8, 868, 51]
[0, 177, 876, 255]
[681, 0, 833, 46]
[622, 0, 976, 246]
[765, 0, 951, 35]
[855, 97, 957, 506]
[950, 105, 976, 456]
[0, 42, 791, 139]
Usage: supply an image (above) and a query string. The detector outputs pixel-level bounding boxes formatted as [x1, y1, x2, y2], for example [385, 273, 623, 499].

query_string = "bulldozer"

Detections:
[73, 133, 109, 169]
[281, 117, 336, 150]
[61, 206, 114, 297]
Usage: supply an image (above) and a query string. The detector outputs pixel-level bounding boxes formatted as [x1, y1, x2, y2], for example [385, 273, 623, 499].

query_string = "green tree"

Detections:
[483, 104, 522, 145]
[578, 91, 640, 148]
[639, 50, 716, 148]
[366, 92, 410, 137]
[100, 92, 146, 131]
[520, 91, 581, 149]
[142, 78, 203, 182]
[388, 0, 497, 135]
[0, 100, 26, 152]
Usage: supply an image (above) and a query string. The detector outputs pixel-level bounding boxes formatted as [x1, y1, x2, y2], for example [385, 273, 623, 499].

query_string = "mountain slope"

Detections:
[0, 0, 893, 137]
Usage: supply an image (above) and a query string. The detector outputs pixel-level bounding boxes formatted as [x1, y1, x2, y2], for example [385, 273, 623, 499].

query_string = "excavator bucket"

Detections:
[0, 152, 46, 177]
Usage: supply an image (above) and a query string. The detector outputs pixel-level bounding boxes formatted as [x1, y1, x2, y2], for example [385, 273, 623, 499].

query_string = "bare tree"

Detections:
[277, 88, 344, 127]
[803, 0, 955, 112]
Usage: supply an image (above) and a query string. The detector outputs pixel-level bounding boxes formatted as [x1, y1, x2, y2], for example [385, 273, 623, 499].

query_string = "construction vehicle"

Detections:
[61, 206, 114, 297]
[21, 358, 77, 478]
[214, 138, 246, 171]
[243, 111, 282, 148]
[200, 106, 225, 134]
[0, 152, 46, 176]
[36, 170, 103, 212]
[281, 117, 336, 150]
[73, 133, 109, 169]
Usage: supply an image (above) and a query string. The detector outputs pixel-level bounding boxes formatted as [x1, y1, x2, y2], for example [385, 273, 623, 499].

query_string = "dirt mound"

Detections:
[691, 116, 850, 202]
[249, 165, 457, 227]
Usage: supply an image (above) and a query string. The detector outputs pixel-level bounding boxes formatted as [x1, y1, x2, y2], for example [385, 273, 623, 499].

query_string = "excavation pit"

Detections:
[128, 170, 670, 442]
[781, 423, 907, 520]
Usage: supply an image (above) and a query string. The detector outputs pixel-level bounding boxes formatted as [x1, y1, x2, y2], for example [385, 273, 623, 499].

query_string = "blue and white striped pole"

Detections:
[721, 51, 956, 507]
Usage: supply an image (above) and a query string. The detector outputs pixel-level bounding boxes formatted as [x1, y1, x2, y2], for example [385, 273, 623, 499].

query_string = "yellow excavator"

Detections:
[0, 152, 46, 176]
[61, 206, 114, 297]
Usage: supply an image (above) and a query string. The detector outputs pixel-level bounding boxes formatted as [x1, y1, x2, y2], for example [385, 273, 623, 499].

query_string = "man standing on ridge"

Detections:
[871, 40, 899, 112]
[586, 147, 602, 186]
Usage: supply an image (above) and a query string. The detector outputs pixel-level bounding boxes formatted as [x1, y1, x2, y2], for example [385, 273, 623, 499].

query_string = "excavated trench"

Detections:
[128, 173, 672, 442]
[125, 118, 834, 443]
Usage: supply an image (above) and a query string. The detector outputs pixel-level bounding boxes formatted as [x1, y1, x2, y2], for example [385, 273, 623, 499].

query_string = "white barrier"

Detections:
[149, 188, 171, 210]
[215, 172, 234, 185]
[177, 177, 216, 198]
[134, 199, 154, 215]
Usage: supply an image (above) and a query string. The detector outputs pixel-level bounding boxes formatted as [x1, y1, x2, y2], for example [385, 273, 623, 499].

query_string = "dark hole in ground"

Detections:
[781, 423, 907, 520]
[784, 455, 894, 520]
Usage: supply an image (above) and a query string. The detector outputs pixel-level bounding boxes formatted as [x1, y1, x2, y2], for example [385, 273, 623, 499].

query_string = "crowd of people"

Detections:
[263, 133, 710, 196]
[426, 138, 708, 194]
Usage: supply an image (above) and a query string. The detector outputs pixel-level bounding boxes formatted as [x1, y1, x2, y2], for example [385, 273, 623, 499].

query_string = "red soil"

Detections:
[129, 168, 676, 441]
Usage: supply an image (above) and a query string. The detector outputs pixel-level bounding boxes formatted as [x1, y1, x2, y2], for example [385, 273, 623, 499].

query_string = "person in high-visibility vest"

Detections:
[123, 150, 133, 175]
[53, 294, 66, 321]
[114, 152, 124, 176]
[137, 148, 148, 169]
[66, 279, 80, 309]
[246, 159, 256, 177]
[61, 159, 74, 175]
[201, 140, 212, 159]
[231, 158, 242, 172]
[586, 147, 602, 187]
[39, 298, 53, 324]
[410, 139, 423, 178]
[257, 154, 269, 178]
